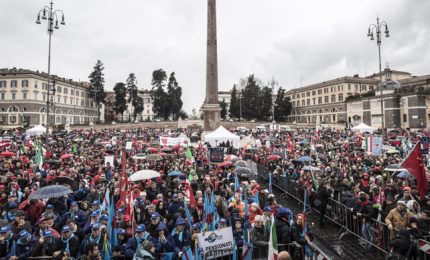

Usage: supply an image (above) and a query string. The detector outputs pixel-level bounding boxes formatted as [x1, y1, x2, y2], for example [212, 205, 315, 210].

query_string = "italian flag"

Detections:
[268, 215, 278, 260]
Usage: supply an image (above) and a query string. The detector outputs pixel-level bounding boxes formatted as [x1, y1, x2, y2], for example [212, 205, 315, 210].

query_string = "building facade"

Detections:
[347, 72, 430, 129]
[0, 68, 98, 129]
[104, 90, 156, 123]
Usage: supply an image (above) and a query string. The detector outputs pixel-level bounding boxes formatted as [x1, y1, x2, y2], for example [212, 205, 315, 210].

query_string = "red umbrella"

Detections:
[146, 147, 159, 153]
[267, 155, 281, 161]
[60, 154, 74, 160]
[217, 161, 233, 168]
[158, 152, 168, 157]
[0, 151, 14, 157]
[161, 147, 172, 152]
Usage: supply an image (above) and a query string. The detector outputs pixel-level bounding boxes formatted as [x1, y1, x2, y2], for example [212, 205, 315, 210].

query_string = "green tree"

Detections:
[242, 74, 261, 120]
[113, 82, 127, 122]
[151, 69, 168, 120]
[167, 72, 183, 120]
[229, 84, 240, 119]
[274, 87, 285, 122]
[219, 99, 228, 120]
[177, 109, 188, 119]
[88, 60, 106, 122]
[126, 73, 139, 122]
[133, 95, 144, 121]
[278, 96, 292, 121]
[258, 86, 273, 121]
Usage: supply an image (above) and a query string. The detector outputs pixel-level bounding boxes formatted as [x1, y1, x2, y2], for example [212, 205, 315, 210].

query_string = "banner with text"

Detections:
[159, 137, 190, 147]
[197, 227, 234, 259]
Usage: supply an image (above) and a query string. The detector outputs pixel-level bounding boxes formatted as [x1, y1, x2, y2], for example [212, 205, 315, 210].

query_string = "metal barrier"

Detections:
[257, 164, 430, 259]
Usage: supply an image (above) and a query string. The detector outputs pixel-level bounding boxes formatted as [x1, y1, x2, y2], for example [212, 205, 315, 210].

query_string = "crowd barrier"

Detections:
[257, 164, 430, 259]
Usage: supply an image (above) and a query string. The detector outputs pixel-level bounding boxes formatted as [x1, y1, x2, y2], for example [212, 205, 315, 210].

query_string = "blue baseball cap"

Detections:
[90, 211, 99, 217]
[264, 206, 272, 212]
[92, 222, 101, 230]
[46, 204, 54, 209]
[0, 226, 11, 233]
[100, 214, 109, 221]
[71, 201, 78, 206]
[151, 212, 160, 219]
[19, 230, 31, 239]
[172, 194, 178, 198]
[219, 218, 228, 224]
[116, 228, 126, 235]
[118, 208, 125, 214]
[175, 216, 185, 226]
[192, 223, 201, 230]
[8, 202, 18, 209]
[136, 224, 146, 233]
[92, 200, 100, 206]
[61, 225, 71, 233]
[43, 230, 53, 238]
[156, 222, 167, 231]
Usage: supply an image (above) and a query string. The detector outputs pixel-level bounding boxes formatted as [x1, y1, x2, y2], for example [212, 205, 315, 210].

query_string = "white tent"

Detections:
[204, 126, 240, 148]
[26, 125, 46, 136]
[351, 123, 375, 133]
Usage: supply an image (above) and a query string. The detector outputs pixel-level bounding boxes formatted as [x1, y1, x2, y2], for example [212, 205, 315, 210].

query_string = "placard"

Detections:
[104, 156, 114, 166]
[209, 147, 224, 163]
[125, 141, 132, 150]
[197, 227, 234, 259]
[159, 137, 190, 146]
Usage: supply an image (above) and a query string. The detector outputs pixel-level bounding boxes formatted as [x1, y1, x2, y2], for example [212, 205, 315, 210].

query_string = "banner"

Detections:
[104, 155, 114, 166]
[209, 147, 224, 163]
[159, 136, 190, 147]
[125, 141, 132, 150]
[197, 227, 234, 259]
[371, 136, 383, 155]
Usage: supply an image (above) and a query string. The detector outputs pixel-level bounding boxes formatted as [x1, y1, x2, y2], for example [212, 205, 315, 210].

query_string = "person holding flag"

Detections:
[290, 213, 314, 258]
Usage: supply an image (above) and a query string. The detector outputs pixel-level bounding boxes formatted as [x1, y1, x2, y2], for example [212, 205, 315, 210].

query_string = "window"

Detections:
[57, 86, 62, 93]
[301, 93, 305, 98]
[325, 96, 329, 103]
[362, 85, 367, 91]
[22, 80, 29, 87]
[306, 92, 310, 97]
[57, 96, 61, 103]
[370, 85, 374, 91]
[81, 100, 84, 106]
[64, 97, 67, 103]
[348, 84, 351, 90]
[301, 100, 305, 106]
[0, 81, 6, 88]
[81, 92, 85, 97]
[70, 98, 73, 105]
[403, 114, 407, 123]
[312, 98, 316, 105]
[306, 99, 310, 106]
[331, 95, 336, 103]
[63, 87, 68, 94]
[318, 97, 322, 104]
[34, 93, 38, 100]
[318, 89, 322, 95]
[338, 94, 343, 102]
[312, 91, 316, 95]
[0, 93, 4, 100]
[12, 93, 16, 99]
[42, 83, 47, 90]
[23, 93, 27, 99]
[34, 80, 38, 88]
[11, 80, 17, 88]
[43, 94, 46, 101]
[71, 89, 74, 95]
[76, 90, 80, 96]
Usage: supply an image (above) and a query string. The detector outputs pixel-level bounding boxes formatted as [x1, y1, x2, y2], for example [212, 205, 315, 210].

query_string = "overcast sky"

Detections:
[1, 0, 429, 113]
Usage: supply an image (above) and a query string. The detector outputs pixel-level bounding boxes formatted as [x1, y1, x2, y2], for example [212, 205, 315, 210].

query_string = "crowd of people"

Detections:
[0, 126, 428, 260]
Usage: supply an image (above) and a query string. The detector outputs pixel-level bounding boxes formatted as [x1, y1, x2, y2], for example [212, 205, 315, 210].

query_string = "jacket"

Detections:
[250, 226, 269, 247]
[133, 245, 154, 260]
[275, 217, 291, 244]
[385, 208, 413, 230]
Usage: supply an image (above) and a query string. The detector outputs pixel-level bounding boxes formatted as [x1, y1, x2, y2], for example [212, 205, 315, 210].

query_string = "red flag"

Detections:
[119, 149, 128, 207]
[401, 142, 428, 200]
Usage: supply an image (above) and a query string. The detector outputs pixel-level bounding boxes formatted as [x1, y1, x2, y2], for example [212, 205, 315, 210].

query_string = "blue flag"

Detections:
[269, 171, 273, 193]
[234, 173, 239, 192]
[162, 252, 175, 260]
[182, 247, 194, 260]
[184, 201, 193, 229]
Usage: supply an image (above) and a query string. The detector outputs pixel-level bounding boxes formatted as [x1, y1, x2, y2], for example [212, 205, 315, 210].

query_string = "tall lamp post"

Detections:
[270, 78, 278, 123]
[35, 1, 66, 133]
[367, 16, 389, 139]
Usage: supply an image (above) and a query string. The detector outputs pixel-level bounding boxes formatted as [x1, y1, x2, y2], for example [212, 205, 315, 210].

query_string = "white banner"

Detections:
[159, 137, 190, 147]
[125, 141, 133, 150]
[197, 227, 234, 259]
[104, 156, 114, 166]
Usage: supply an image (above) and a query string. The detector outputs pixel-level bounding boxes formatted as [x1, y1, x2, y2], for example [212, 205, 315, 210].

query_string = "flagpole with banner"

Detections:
[400, 141, 428, 200]
[268, 215, 278, 260]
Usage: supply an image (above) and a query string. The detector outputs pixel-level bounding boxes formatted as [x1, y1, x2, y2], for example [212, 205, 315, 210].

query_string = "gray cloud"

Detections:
[0, 0, 429, 113]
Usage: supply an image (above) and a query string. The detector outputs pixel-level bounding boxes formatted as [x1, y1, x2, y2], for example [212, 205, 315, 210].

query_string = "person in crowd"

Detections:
[169, 216, 190, 259]
[31, 230, 58, 258]
[151, 222, 172, 258]
[0, 226, 15, 258]
[317, 181, 333, 228]
[80, 222, 105, 256]
[275, 207, 292, 244]
[54, 225, 80, 259]
[133, 240, 155, 260]
[124, 224, 150, 258]
[385, 201, 413, 239]
[250, 215, 269, 258]
[80, 242, 102, 260]
[61, 201, 87, 228]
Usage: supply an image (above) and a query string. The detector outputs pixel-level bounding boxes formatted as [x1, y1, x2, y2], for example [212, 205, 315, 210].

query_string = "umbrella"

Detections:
[234, 160, 250, 168]
[272, 151, 283, 157]
[145, 154, 163, 161]
[158, 152, 168, 157]
[224, 155, 239, 162]
[132, 153, 146, 160]
[60, 154, 74, 160]
[395, 170, 413, 179]
[161, 147, 172, 152]
[384, 164, 404, 172]
[217, 161, 233, 168]
[303, 165, 321, 172]
[30, 185, 73, 200]
[45, 159, 61, 164]
[297, 156, 314, 163]
[168, 171, 185, 177]
[267, 155, 281, 161]
[54, 176, 78, 190]
[146, 147, 159, 153]
[234, 167, 254, 176]
[129, 170, 160, 181]
[386, 149, 400, 154]
[0, 151, 14, 157]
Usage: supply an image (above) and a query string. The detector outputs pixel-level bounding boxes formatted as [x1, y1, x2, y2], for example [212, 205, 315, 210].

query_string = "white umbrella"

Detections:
[129, 170, 160, 181]
[132, 153, 146, 160]
[26, 125, 46, 136]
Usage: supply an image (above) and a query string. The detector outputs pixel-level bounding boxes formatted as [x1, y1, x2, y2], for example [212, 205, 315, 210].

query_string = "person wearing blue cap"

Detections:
[60, 201, 87, 228]
[54, 225, 80, 259]
[217, 218, 228, 230]
[168, 194, 181, 217]
[112, 228, 128, 257]
[11, 229, 35, 259]
[168, 216, 191, 258]
[147, 212, 161, 238]
[275, 207, 293, 245]
[82, 210, 100, 234]
[85, 186, 103, 206]
[150, 222, 173, 259]
[0, 225, 14, 259]
[40, 204, 58, 223]
[80, 222, 105, 257]
[124, 224, 150, 258]
[4, 202, 18, 222]
[31, 229, 58, 258]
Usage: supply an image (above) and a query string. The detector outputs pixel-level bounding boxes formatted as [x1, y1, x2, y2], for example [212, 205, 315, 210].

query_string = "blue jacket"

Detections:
[61, 210, 87, 227]
[124, 233, 150, 258]
[14, 239, 36, 260]
[150, 236, 173, 255]
[168, 229, 191, 254]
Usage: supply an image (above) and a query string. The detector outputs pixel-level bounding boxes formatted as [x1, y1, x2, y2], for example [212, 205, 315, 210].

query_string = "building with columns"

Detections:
[0, 68, 98, 129]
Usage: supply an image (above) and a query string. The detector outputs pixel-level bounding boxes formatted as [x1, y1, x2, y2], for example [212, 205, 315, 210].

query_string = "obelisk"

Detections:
[202, 0, 221, 131]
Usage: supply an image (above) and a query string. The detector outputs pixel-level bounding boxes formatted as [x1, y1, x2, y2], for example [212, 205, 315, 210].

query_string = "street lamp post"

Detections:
[270, 78, 278, 123]
[36, 1, 66, 133]
[368, 16, 389, 139]
[239, 85, 243, 122]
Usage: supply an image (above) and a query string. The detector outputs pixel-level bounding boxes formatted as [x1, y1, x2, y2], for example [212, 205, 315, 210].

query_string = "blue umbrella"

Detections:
[303, 165, 321, 172]
[396, 170, 413, 179]
[168, 171, 185, 177]
[298, 156, 314, 163]
[30, 185, 73, 200]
